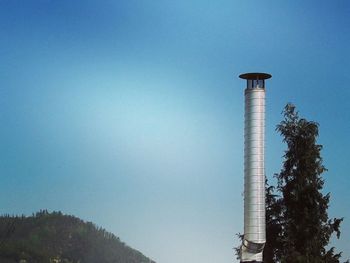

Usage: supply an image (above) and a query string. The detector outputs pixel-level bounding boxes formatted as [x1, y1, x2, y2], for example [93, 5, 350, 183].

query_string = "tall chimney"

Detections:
[239, 72, 271, 262]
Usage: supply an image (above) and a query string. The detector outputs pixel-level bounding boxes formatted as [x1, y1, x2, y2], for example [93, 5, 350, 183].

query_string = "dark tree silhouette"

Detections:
[273, 103, 346, 263]
[0, 210, 155, 263]
[263, 179, 282, 263]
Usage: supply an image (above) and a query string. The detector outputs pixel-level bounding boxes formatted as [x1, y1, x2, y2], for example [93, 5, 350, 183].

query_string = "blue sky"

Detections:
[1, 1, 349, 262]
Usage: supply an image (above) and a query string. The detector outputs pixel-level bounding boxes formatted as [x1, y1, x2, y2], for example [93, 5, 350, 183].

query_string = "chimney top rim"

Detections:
[239, 73, 272, 80]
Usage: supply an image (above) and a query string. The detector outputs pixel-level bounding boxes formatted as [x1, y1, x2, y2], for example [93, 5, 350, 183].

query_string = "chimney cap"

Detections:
[239, 72, 272, 80]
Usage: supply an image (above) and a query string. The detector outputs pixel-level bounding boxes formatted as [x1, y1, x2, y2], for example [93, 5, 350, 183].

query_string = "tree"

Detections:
[273, 103, 346, 263]
[263, 179, 282, 263]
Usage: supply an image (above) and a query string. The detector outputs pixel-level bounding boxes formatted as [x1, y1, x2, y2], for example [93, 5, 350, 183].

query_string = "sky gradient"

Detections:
[1, 1, 350, 262]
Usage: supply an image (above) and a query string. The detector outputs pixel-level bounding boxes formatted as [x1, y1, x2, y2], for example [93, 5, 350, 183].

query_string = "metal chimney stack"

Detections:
[239, 72, 271, 263]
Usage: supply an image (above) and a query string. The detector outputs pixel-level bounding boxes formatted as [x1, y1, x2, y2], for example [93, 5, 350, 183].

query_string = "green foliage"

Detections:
[264, 179, 283, 263]
[268, 103, 347, 263]
[0, 210, 155, 263]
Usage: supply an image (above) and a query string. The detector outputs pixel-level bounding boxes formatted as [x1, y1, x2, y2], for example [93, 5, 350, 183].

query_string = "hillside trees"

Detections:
[0, 210, 155, 263]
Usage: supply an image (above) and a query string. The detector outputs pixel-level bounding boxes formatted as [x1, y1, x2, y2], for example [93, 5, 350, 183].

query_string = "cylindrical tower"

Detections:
[239, 72, 271, 263]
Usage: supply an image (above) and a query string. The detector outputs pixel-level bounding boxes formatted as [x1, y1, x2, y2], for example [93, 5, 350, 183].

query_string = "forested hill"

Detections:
[0, 210, 155, 263]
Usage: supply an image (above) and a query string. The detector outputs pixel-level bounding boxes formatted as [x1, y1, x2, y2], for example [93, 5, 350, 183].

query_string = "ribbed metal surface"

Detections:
[244, 88, 265, 243]
[238, 72, 270, 262]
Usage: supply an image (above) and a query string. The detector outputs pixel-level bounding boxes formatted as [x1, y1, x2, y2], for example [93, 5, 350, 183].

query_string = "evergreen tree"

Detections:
[275, 103, 346, 263]
[264, 179, 282, 263]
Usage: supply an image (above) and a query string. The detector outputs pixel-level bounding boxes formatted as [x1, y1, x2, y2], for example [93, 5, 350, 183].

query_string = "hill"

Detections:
[0, 210, 155, 263]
